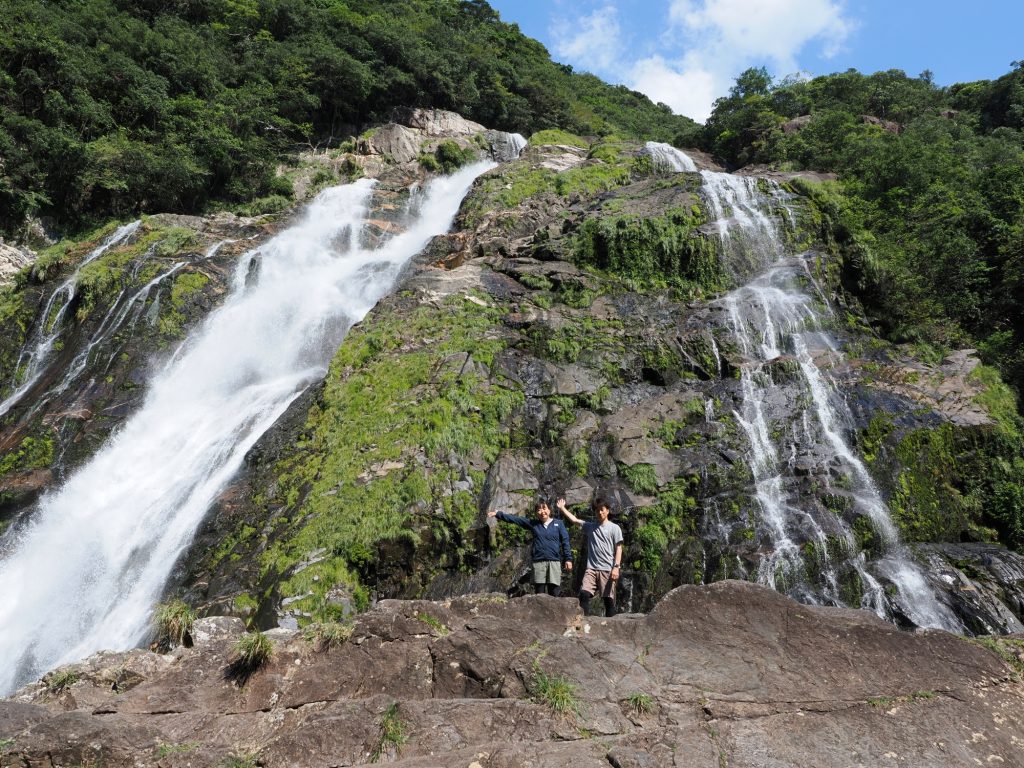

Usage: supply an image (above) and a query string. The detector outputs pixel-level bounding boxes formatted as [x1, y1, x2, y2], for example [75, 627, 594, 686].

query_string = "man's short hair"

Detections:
[592, 496, 611, 514]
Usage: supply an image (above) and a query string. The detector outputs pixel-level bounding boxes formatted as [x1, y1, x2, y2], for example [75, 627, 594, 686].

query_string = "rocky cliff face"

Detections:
[0, 213, 266, 535]
[169, 126, 1024, 635]
[1, 110, 1022, 649]
[2, 582, 1023, 767]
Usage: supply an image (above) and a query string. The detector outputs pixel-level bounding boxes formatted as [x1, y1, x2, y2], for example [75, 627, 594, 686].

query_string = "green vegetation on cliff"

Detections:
[859, 364, 1024, 550]
[0, 0, 696, 237]
[574, 206, 721, 293]
[253, 294, 523, 616]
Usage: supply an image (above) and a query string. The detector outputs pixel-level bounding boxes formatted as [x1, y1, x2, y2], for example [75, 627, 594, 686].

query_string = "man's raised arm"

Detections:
[556, 498, 583, 525]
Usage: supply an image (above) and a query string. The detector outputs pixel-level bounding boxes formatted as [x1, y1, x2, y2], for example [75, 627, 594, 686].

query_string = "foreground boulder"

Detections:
[2, 582, 1023, 767]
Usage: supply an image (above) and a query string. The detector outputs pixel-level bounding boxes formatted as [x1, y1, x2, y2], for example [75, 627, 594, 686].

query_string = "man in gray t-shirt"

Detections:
[557, 496, 623, 617]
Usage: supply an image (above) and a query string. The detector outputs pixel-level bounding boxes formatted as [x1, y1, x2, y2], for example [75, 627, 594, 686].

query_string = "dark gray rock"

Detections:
[3, 583, 1022, 768]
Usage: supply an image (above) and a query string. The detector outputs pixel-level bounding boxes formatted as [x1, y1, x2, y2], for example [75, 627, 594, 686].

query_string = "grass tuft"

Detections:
[416, 612, 450, 636]
[371, 702, 407, 762]
[530, 663, 581, 719]
[235, 631, 274, 669]
[218, 752, 259, 768]
[153, 599, 196, 649]
[44, 668, 79, 694]
[626, 691, 654, 715]
[156, 742, 201, 758]
[301, 620, 354, 652]
[225, 631, 274, 685]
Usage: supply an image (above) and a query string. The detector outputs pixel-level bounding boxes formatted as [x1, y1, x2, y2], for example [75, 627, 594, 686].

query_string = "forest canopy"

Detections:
[0, 0, 697, 235]
[2, 2, 1022, 403]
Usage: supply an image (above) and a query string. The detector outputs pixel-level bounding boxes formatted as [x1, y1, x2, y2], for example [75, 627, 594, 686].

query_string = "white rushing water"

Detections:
[725, 276, 840, 605]
[0, 221, 141, 419]
[491, 132, 527, 162]
[683, 150, 962, 631]
[644, 141, 697, 173]
[0, 161, 495, 694]
[700, 171, 779, 276]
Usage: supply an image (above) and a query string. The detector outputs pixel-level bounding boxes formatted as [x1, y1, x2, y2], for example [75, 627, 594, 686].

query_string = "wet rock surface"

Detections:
[2, 582, 1022, 767]
[0, 214, 267, 537]
[157, 127, 1024, 636]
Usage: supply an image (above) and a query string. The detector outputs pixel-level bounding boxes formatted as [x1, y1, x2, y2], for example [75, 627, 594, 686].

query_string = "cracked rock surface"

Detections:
[2, 581, 1023, 767]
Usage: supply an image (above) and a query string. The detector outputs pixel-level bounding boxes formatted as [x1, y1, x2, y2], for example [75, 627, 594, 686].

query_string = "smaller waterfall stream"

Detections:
[670, 156, 964, 631]
[644, 141, 697, 172]
[52, 262, 185, 396]
[489, 132, 528, 162]
[52, 240, 237, 396]
[0, 221, 142, 419]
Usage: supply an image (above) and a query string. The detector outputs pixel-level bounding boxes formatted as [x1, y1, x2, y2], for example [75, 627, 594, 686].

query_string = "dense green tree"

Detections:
[0, 0, 697, 235]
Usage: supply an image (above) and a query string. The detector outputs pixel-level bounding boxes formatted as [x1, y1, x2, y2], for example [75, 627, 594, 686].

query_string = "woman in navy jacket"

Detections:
[488, 498, 573, 595]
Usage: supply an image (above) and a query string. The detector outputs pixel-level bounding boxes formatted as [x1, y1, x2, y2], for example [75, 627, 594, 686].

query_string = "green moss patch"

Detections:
[572, 206, 722, 293]
[863, 404, 1024, 549]
[0, 434, 54, 476]
[0, 287, 36, 387]
[76, 225, 199, 322]
[528, 129, 589, 148]
[159, 270, 211, 339]
[970, 364, 1023, 442]
[256, 295, 523, 618]
[632, 477, 701, 577]
[464, 138, 651, 217]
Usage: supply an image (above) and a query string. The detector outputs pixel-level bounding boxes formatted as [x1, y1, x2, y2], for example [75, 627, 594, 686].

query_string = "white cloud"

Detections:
[668, 0, 853, 72]
[551, 4, 624, 74]
[546, 0, 856, 123]
[634, 0, 855, 121]
[630, 56, 720, 123]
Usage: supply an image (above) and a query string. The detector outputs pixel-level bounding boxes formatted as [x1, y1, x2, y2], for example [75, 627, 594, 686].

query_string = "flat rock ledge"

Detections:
[2, 582, 1023, 767]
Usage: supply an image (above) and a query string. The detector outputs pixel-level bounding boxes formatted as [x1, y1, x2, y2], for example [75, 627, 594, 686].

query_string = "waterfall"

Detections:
[0, 161, 495, 695]
[487, 131, 527, 163]
[0, 221, 141, 420]
[699, 171, 779, 276]
[643, 141, 697, 173]
[684, 155, 962, 631]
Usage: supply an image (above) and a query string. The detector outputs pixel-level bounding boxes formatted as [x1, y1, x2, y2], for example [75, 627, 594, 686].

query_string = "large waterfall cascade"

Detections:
[0, 160, 497, 695]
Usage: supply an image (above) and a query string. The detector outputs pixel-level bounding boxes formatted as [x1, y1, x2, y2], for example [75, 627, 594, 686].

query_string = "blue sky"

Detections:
[488, 0, 1024, 122]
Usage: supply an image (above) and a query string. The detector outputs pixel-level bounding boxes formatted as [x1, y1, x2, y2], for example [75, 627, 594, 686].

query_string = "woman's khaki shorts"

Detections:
[581, 568, 616, 598]
[532, 560, 562, 585]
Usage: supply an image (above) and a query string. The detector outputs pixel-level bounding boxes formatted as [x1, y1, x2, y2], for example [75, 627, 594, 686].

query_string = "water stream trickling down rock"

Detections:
[668, 144, 962, 630]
